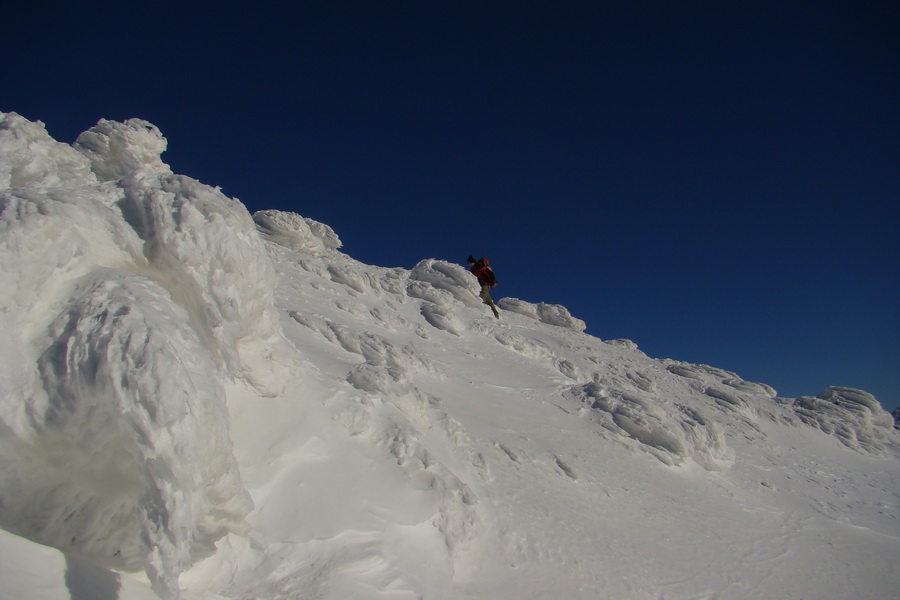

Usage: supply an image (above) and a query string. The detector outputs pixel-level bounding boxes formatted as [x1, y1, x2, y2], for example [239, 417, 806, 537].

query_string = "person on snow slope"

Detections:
[468, 255, 500, 318]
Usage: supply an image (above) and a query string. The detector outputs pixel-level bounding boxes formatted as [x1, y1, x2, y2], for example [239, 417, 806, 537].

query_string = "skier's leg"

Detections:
[481, 285, 500, 318]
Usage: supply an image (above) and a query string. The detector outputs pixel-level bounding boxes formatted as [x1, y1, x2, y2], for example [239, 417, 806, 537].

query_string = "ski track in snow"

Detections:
[1, 113, 899, 600]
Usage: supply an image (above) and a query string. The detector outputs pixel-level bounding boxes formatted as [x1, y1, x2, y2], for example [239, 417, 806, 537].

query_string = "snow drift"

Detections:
[1, 112, 898, 600]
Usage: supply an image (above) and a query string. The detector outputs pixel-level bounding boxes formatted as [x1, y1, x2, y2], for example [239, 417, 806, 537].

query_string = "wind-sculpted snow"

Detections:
[405, 259, 485, 335]
[570, 365, 736, 471]
[406, 259, 590, 337]
[409, 258, 483, 307]
[74, 118, 170, 181]
[498, 297, 587, 331]
[0, 113, 269, 597]
[26, 270, 250, 591]
[278, 252, 488, 542]
[0, 114, 97, 188]
[789, 387, 896, 455]
[2, 114, 899, 600]
[253, 208, 342, 254]
[561, 355, 897, 470]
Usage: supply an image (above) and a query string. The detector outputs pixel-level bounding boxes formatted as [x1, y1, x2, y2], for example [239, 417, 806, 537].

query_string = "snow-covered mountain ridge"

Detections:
[1, 112, 898, 599]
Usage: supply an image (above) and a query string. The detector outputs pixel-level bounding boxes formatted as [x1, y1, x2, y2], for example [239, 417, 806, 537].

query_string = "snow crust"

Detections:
[2, 113, 899, 599]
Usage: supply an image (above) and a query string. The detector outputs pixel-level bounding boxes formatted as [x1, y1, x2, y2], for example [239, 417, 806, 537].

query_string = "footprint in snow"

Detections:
[554, 455, 578, 481]
[496, 443, 521, 463]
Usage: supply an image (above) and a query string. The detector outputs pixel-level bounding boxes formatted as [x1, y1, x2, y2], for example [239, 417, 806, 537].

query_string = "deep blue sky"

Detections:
[4, 2, 898, 411]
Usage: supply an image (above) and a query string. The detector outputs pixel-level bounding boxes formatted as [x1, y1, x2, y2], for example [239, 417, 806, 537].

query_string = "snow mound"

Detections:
[409, 258, 482, 307]
[562, 360, 788, 470]
[0, 113, 98, 188]
[498, 298, 587, 331]
[405, 259, 486, 335]
[574, 373, 735, 470]
[790, 386, 897, 455]
[74, 118, 170, 181]
[253, 209, 342, 254]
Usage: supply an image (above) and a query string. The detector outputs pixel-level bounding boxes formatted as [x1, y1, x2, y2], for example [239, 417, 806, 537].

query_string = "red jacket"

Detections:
[469, 260, 496, 287]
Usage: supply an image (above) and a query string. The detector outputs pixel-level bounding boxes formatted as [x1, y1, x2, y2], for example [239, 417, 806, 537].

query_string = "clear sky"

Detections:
[4, 2, 898, 411]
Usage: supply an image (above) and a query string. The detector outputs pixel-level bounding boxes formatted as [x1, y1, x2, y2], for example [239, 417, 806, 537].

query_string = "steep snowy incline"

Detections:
[215, 221, 899, 599]
[1, 113, 898, 600]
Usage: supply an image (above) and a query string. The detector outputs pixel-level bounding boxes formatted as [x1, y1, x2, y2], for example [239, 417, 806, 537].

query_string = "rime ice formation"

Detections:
[1, 113, 266, 597]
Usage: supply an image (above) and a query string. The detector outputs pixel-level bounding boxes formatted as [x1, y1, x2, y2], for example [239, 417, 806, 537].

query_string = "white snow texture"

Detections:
[1, 112, 898, 599]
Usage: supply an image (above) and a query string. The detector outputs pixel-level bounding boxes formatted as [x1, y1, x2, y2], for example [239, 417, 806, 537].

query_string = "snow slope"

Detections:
[1, 112, 898, 599]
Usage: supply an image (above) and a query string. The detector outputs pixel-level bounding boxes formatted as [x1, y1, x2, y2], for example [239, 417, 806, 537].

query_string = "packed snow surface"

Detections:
[1, 112, 898, 599]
